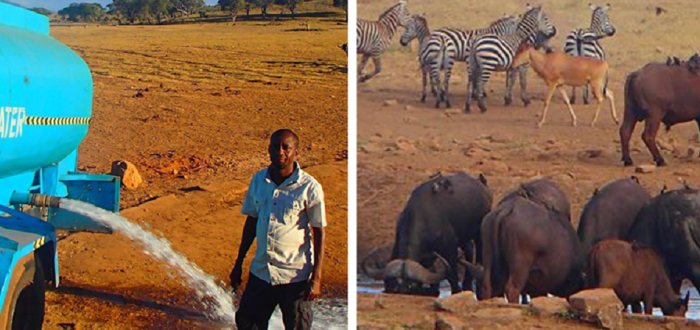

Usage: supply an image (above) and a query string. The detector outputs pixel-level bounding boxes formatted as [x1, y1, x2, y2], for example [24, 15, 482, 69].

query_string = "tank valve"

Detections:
[10, 192, 61, 208]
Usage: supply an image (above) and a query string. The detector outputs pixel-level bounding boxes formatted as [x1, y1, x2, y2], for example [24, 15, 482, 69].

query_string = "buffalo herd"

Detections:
[363, 173, 696, 316]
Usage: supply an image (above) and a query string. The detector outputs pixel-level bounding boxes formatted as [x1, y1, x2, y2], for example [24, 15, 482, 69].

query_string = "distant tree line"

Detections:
[50, 0, 346, 24]
[58, 3, 106, 22]
[218, 0, 334, 20]
[107, 0, 206, 24]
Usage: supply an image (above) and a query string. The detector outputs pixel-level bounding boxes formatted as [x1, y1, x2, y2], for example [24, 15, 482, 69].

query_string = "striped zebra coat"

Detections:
[399, 14, 437, 103]
[421, 16, 521, 108]
[357, 1, 410, 83]
[564, 4, 615, 104]
[467, 6, 557, 113]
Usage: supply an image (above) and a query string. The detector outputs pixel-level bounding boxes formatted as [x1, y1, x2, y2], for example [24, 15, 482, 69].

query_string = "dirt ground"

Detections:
[41, 14, 347, 330]
[358, 0, 700, 328]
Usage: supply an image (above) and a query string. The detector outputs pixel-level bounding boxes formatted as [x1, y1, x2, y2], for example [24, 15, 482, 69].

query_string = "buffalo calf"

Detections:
[589, 240, 689, 316]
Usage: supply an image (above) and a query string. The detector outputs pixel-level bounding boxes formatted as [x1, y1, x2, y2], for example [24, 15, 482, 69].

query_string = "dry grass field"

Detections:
[41, 15, 347, 329]
[358, 0, 700, 328]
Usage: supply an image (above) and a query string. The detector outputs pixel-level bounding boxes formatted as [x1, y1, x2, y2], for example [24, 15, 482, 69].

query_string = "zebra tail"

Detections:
[468, 50, 480, 98]
[435, 36, 447, 71]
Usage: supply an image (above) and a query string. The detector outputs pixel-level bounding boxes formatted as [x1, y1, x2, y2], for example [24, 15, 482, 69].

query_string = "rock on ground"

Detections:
[635, 164, 656, 174]
[530, 296, 569, 315]
[434, 291, 478, 313]
[110, 160, 143, 190]
[569, 288, 624, 330]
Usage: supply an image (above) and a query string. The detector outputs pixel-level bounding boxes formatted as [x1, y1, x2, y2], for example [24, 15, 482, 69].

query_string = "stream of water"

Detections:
[61, 199, 347, 329]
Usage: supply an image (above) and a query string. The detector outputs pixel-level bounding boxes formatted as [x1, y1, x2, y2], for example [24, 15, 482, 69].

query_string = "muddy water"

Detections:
[358, 280, 700, 320]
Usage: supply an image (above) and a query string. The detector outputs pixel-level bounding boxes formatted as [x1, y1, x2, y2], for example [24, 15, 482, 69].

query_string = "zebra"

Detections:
[564, 4, 615, 104]
[420, 15, 527, 108]
[399, 14, 437, 103]
[467, 5, 556, 113]
[357, 1, 411, 83]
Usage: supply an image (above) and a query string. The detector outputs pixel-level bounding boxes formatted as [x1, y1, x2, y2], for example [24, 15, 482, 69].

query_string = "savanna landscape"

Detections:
[35, 5, 348, 329]
[357, 0, 700, 329]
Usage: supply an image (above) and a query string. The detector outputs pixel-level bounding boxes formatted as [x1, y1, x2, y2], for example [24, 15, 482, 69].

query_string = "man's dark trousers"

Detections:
[235, 273, 313, 330]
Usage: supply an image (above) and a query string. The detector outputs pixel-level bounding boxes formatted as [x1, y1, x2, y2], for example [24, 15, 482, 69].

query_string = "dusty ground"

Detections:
[42, 13, 347, 330]
[358, 0, 700, 328]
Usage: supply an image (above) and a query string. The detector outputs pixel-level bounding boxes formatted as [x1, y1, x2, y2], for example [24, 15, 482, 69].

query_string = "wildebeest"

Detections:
[578, 177, 651, 258]
[620, 53, 700, 166]
[589, 239, 689, 316]
[362, 172, 492, 294]
[477, 179, 583, 302]
[627, 187, 700, 293]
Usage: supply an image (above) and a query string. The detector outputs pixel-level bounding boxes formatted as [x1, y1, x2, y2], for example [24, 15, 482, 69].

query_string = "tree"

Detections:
[333, 0, 347, 22]
[218, 0, 244, 21]
[149, 0, 172, 23]
[275, 0, 299, 19]
[251, 0, 273, 18]
[57, 3, 105, 22]
[30, 7, 53, 16]
[110, 0, 141, 23]
[172, 0, 204, 16]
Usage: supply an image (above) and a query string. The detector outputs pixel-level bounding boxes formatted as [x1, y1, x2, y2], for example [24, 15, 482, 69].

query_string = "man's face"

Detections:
[269, 132, 298, 169]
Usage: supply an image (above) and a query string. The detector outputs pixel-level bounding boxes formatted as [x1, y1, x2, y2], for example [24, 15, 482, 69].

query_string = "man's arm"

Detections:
[307, 226, 325, 300]
[230, 216, 257, 291]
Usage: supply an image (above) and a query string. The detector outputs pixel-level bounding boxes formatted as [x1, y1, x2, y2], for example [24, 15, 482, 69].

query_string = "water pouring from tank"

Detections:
[61, 199, 237, 323]
[57, 199, 348, 329]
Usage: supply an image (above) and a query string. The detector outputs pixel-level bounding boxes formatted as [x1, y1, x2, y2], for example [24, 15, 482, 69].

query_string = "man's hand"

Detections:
[306, 278, 321, 301]
[229, 264, 243, 292]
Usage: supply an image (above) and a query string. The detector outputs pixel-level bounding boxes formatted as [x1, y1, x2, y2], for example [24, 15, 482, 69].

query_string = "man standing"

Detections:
[230, 129, 326, 330]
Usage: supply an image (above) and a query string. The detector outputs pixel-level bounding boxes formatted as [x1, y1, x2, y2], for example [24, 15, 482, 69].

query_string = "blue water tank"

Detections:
[0, 3, 92, 203]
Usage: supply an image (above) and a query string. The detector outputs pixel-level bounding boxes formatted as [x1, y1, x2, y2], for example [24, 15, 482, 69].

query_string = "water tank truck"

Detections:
[0, 3, 120, 328]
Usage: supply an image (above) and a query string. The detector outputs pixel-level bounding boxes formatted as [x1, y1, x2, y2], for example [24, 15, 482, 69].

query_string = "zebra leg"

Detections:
[583, 83, 590, 105]
[430, 62, 443, 109]
[476, 71, 490, 113]
[358, 54, 371, 83]
[421, 65, 428, 103]
[465, 65, 474, 113]
[443, 65, 452, 109]
[504, 68, 516, 106]
[519, 65, 530, 107]
[427, 63, 438, 98]
[361, 56, 383, 83]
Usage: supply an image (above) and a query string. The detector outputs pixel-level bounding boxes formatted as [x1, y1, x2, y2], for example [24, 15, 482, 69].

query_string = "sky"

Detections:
[10, 0, 219, 12]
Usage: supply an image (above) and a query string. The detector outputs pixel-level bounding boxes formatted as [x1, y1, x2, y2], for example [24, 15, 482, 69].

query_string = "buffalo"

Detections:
[477, 179, 583, 302]
[620, 53, 700, 166]
[627, 187, 700, 293]
[362, 172, 492, 294]
[577, 177, 651, 258]
[499, 177, 571, 222]
[589, 239, 689, 316]
[361, 250, 450, 295]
